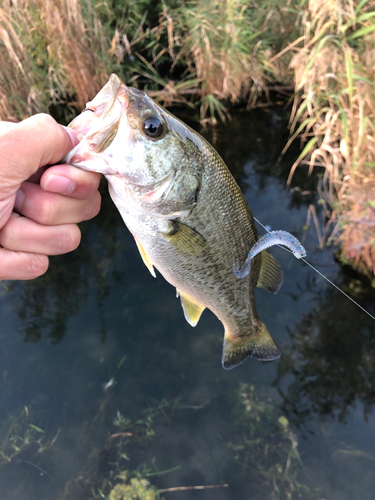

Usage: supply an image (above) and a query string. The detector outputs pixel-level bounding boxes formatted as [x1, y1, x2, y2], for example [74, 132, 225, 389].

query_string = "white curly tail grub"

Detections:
[234, 230, 307, 278]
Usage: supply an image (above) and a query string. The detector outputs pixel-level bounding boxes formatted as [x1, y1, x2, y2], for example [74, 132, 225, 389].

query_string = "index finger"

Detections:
[0, 114, 79, 184]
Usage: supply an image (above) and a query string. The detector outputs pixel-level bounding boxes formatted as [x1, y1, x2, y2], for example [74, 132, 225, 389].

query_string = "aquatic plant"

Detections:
[108, 473, 162, 500]
[0, 406, 57, 499]
[228, 384, 321, 499]
[0, 406, 49, 465]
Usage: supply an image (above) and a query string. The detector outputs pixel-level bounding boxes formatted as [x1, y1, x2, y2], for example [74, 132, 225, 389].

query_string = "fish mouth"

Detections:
[69, 74, 127, 141]
[64, 74, 129, 171]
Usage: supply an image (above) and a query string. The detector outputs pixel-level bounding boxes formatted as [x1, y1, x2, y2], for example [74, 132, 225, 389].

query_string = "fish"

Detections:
[64, 74, 284, 369]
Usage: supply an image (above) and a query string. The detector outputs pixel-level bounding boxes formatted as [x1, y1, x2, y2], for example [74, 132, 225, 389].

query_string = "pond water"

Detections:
[1, 106, 375, 500]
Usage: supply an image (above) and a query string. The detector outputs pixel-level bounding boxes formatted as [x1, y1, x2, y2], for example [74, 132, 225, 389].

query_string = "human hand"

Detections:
[0, 113, 101, 280]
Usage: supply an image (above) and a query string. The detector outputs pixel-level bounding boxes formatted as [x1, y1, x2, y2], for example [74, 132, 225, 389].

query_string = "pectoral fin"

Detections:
[134, 237, 156, 278]
[222, 321, 280, 369]
[177, 289, 205, 327]
[257, 250, 283, 294]
[159, 221, 207, 256]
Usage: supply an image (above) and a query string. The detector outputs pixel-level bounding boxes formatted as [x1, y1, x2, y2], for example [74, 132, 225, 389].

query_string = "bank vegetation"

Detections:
[0, 0, 374, 275]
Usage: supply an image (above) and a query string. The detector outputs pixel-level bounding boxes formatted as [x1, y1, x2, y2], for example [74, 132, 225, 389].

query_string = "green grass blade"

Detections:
[347, 24, 375, 41]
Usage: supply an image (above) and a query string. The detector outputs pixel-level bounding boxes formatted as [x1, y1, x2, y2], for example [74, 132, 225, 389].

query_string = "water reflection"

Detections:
[9, 179, 123, 344]
[275, 278, 375, 423]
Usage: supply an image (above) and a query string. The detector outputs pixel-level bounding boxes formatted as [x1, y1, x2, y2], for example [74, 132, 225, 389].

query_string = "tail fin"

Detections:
[222, 322, 280, 370]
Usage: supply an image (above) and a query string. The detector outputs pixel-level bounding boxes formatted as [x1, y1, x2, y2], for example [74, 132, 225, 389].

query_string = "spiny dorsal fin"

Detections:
[177, 289, 205, 327]
[134, 237, 156, 278]
[257, 249, 283, 294]
[222, 321, 280, 370]
[160, 221, 207, 256]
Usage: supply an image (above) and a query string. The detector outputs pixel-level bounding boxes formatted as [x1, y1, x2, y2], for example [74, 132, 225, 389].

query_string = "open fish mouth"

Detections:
[64, 75, 128, 170]
[69, 74, 127, 142]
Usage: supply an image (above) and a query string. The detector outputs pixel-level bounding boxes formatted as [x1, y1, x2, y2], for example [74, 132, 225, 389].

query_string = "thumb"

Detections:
[0, 113, 79, 185]
[0, 114, 79, 230]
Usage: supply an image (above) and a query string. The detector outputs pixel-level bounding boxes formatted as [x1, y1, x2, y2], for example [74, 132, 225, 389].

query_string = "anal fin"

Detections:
[134, 237, 156, 278]
[177, 289, 205, 327]
[222, 321, 280, 370]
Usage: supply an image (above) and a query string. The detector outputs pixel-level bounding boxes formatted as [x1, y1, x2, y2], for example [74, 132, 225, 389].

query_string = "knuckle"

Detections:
[32, 113, 57, 130]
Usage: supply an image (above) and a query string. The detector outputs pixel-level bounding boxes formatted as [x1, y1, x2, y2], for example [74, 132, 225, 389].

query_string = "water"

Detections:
[1, 107, 375, 499]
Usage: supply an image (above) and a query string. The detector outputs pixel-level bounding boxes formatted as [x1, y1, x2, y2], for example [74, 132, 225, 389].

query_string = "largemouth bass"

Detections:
[64, 74, 284, 369]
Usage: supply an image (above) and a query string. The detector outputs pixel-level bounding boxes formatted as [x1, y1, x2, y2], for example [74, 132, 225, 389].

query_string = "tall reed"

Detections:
[285, 0, 375, 274]
[0, 0, 299, 123]
[161, 0, 298, 122]
[0, 0, 112, 122]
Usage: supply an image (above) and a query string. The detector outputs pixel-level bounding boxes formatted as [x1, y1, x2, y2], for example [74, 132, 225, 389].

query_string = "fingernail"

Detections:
[44, 174, 75, 195]
[62, 126, 80, 148]
[14, 188, 25, 210]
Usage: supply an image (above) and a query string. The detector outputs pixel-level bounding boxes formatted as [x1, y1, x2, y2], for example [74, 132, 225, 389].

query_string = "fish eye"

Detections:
[142, 116, 164, 139]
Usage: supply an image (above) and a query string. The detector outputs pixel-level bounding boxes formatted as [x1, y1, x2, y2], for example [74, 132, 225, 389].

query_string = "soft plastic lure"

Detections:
[234, 230, 307, 278]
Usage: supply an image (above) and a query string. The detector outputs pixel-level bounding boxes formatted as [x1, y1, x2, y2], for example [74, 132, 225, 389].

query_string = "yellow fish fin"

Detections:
[134, 237, 156, 278]
[257, 249, 284, 294]
[177, 289, 206, 327]
[160, 221, 207, 256]
[222, 321, 280, 370]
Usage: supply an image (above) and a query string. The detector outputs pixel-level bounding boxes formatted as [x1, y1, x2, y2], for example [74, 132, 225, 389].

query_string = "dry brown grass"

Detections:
[0, 0, 112, 121]
[285, 0, 375, 275]
[178, 0, 294, 106]
[0, 0, 298, 125]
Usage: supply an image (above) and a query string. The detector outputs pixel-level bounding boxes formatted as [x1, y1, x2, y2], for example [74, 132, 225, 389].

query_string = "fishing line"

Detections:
[253, 217, 375, 323]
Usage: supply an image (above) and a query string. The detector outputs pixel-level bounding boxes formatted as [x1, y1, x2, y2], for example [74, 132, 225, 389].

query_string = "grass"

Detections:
[285, 0, 375, 275]
[0, 0, 299, 121]
[0, 0, 112, 122]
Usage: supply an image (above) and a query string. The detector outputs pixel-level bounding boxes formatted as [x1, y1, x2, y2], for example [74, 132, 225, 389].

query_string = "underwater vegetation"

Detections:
[226, 384, 322, 500]
[0, 384, 321, 500]
[108, 474, 161, 500]
[0, 383, 326, 500]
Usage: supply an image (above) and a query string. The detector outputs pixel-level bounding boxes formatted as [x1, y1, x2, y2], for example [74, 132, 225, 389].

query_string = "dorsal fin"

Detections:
[177, 289, 205, 327]
[257, 249, 283, 294]
[134, 237, 156, 278]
